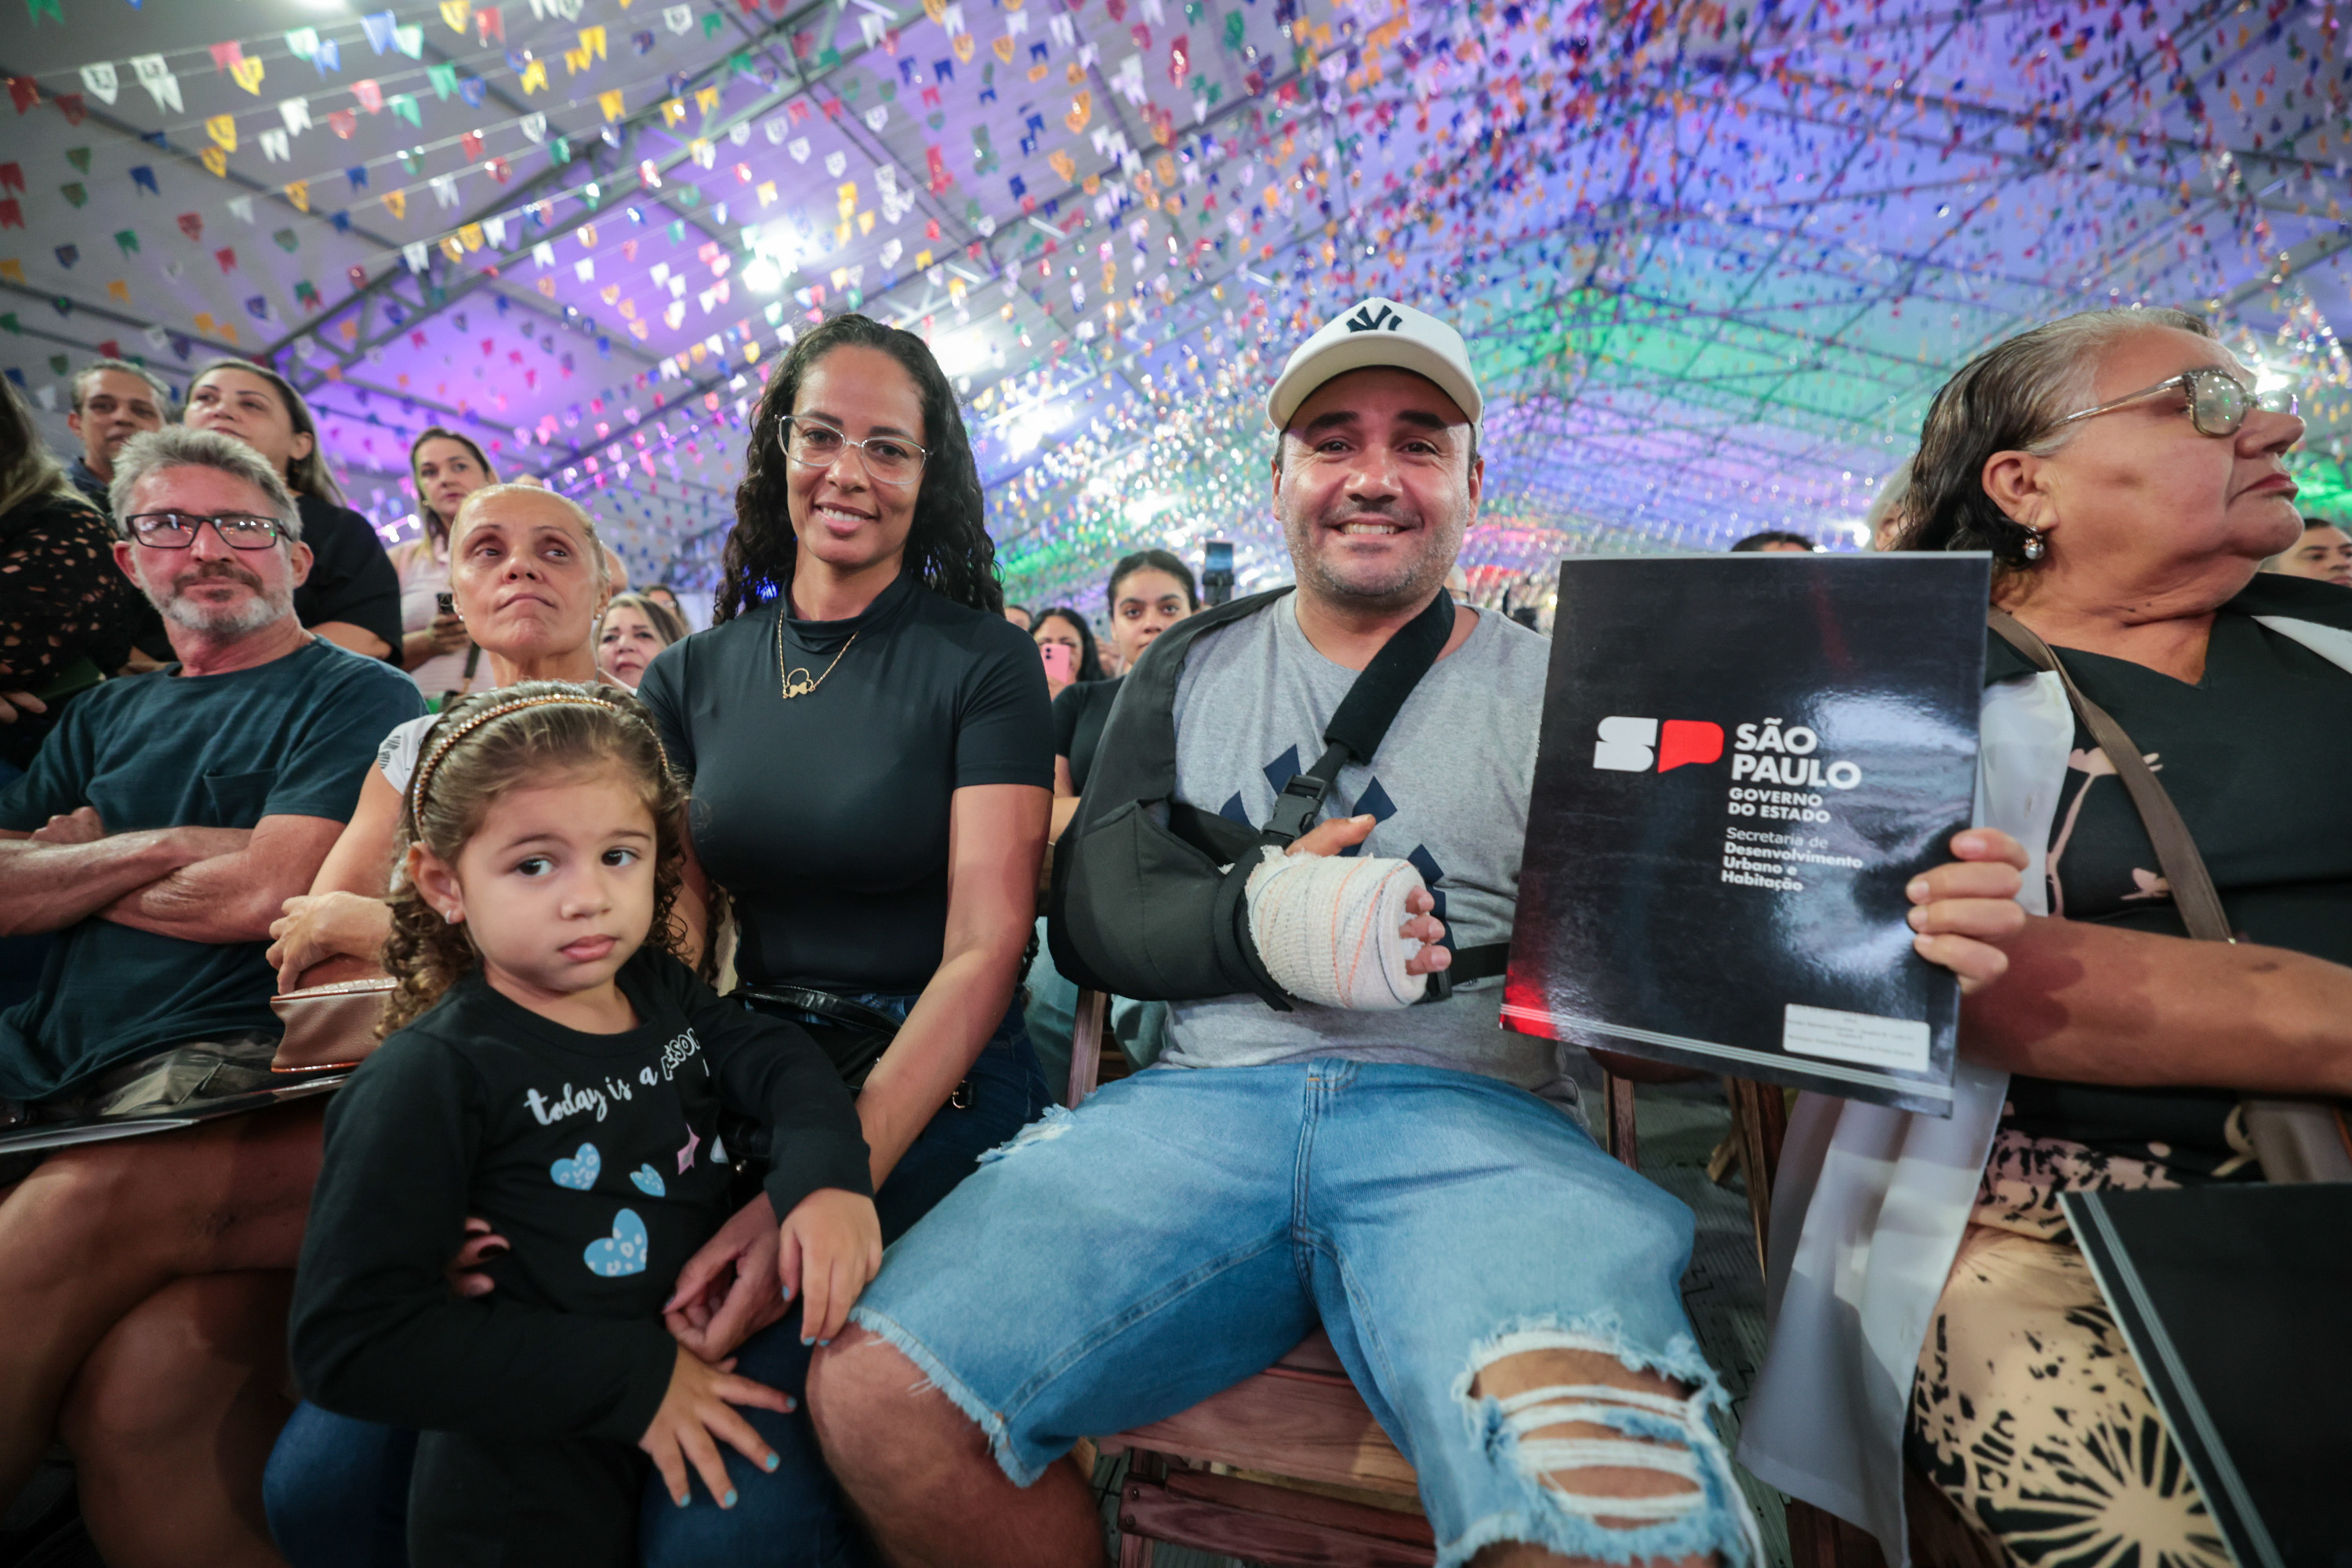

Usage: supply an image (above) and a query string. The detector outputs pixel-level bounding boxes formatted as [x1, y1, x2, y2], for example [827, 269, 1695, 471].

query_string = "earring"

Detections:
[441, 907, 459, 924]
[2021, 528, 2048, 562]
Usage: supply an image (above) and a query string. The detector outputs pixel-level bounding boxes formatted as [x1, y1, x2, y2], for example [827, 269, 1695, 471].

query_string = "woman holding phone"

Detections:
[388, 428, 499, 702]
[1028, 604, 1101, 701]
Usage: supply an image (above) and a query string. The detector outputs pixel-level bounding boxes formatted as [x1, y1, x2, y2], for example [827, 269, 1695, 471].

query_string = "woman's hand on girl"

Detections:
[1907, 829, 2031, 993]
[778, 1188, 883, 1348]
[638, 1345, 793, 1509]
[664, 1193, 786, 1362]
[265, 890, 394, 992]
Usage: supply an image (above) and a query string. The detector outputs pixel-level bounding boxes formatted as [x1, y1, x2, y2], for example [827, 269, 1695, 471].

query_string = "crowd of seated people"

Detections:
[0, 293, 2342, 1568]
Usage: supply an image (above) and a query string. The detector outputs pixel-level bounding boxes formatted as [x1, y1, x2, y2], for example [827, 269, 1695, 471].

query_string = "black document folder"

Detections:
[1501, 553, 1991, 1113]
[2065, 1183, 2352, 1568]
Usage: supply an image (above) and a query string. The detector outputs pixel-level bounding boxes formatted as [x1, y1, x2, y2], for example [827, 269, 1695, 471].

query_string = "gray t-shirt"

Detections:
[1163, 594, 1575, 1102]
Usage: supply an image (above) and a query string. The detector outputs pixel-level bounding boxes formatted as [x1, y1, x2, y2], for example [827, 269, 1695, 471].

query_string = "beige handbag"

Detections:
[1990, 609, 2352, 1182]
[268, 976, 399, 1074]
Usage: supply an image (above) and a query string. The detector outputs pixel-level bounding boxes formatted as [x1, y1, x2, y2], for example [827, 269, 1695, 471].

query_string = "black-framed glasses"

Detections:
[2057, 366, 2299, 439]
[778, 416, 927, 488]
[123, 511, 287, 550]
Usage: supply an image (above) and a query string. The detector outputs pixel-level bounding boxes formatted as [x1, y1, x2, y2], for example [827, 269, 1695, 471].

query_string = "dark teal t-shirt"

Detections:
[0, 638, 423, 1102]
[1987, 573, 2352, 1177]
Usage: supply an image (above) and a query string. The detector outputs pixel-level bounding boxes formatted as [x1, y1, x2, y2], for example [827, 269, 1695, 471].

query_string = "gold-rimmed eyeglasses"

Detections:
[779, 416, 928, 488]
[2056, 366, 2299, 439]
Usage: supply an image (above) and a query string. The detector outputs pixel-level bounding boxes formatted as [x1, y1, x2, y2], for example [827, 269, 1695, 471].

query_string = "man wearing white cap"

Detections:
[809, 301, 1763, 1566]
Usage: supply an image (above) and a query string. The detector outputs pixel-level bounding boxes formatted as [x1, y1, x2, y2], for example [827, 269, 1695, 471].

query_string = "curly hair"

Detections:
[380, 681, 690, 1036]
[713, 314, 1001, 622]
[1898, 307, 2213, 576]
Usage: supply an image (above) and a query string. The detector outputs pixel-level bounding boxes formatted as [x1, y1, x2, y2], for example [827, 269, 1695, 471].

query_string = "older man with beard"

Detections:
[0, 425, 419, 1566]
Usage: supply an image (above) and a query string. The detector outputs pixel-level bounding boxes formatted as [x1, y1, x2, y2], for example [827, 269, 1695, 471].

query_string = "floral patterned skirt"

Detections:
[1904, 1130, 2238, 1568]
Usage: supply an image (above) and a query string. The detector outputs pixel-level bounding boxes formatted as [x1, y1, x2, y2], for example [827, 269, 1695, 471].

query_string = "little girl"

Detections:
[290, 681, 880, 1567]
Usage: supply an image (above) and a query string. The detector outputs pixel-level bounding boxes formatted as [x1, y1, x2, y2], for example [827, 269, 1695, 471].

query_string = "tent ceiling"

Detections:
[5, 0, 2347, 608]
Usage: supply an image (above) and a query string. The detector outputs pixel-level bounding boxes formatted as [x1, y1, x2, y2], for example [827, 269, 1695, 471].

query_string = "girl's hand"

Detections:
[1909, 829, 2031, 993]
[427, 611, 470, 655]
[445, 1216, 510, 1298]
[637, 1345, 793, 1508]
[664, 1193, 784, 1362]
[778, 1189, 883, 1348]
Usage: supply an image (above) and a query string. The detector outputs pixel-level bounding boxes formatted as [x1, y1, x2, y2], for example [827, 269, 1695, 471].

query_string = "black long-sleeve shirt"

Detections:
[290, 948, 870, 1446]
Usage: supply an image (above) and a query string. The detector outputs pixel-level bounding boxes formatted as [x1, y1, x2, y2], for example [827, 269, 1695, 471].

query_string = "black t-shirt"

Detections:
[1052, 677, 1123, 795]
[294, 494, 404, 659]
[290, 947, 870, 1445]
[638, 572, 1053, 993]
[1990, 574, 2352, 1177]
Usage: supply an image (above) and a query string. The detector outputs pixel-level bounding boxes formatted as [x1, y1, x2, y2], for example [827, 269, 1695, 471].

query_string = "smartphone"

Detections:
[1039, 642, 1075, 684]
[1203, 540, 1236, 606]
[435, 591, 455, 616]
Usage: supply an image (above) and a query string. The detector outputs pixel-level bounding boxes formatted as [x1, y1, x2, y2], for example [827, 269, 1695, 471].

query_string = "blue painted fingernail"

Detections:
[801, 1334, 814, 1346]
[674, 1493, 688, 1508]
[765, 1453, 780, 1471]
[724, 1490, 739, 1508]
[818, 1338, 831, 1346]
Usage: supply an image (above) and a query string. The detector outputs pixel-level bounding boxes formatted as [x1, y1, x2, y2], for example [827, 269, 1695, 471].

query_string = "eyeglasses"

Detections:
[122, 511, 287, 550]
[2057, 366, 2299, 439]
[779, 416, 927, 488]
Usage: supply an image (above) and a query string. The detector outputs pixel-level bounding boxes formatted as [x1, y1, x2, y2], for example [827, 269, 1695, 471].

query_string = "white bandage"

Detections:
[1243, 847, 1429, 1011]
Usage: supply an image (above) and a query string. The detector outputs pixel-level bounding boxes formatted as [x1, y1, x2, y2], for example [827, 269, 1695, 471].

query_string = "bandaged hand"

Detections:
[1244, 814, 1448, 1009]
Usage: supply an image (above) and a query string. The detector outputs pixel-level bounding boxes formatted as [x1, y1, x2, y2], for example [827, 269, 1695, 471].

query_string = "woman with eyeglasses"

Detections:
[1744, 309, 2352, 1567]
[628, 314, 1051, 1565]
[182, 359, 402, 663]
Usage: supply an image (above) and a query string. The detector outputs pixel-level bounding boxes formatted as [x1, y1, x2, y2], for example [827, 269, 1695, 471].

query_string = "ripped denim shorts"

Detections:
[849, 1057, 1761, 1566]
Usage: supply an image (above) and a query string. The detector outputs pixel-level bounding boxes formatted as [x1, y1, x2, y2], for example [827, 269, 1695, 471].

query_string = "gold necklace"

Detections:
[775, 606, 860, 700]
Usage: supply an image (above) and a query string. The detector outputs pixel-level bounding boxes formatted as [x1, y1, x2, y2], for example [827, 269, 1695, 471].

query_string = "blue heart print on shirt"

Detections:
[584, 1209, 649, 1277]
[550, 1144, 601, 1190]
[630, 1164, 665, 1198]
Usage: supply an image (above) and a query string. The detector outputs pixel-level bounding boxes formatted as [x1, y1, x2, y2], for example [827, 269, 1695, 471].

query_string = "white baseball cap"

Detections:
[1265, 297, 1484, 431]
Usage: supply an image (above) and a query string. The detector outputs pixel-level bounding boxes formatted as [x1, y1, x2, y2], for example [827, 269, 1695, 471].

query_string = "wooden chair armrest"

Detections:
[1068, 987, 1108, 1107]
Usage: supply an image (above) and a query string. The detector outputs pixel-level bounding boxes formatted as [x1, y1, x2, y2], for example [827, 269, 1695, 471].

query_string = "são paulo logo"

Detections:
[1592, 717, 1724, 773]
[1592, 715, 1864, 789]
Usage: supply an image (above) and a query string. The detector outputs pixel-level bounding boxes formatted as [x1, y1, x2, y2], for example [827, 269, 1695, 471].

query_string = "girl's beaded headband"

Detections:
[406, 692, 670, 830]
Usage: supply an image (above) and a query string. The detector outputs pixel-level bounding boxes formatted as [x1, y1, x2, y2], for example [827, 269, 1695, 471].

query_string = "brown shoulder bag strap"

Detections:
[1986, 609, 2232, 942]
[1987, 608, 2352, 1182]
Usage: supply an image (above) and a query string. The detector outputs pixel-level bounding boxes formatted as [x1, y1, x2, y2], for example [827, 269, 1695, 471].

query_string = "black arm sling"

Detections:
[1048, 587, 1507, 1011]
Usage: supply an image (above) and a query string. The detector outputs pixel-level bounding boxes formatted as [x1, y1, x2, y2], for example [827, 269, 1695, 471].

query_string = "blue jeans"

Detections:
[851, 1058, 1761, 1567]
[267, 997, 1048, 1568]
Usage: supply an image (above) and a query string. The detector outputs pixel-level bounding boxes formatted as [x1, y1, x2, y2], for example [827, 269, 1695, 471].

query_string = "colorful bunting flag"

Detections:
[80, 64, 118, 104]
[130, 56, 180, 113]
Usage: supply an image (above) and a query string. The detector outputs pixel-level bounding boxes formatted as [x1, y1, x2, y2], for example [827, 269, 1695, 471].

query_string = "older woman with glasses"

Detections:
[1742, 308, 2352, 1568]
